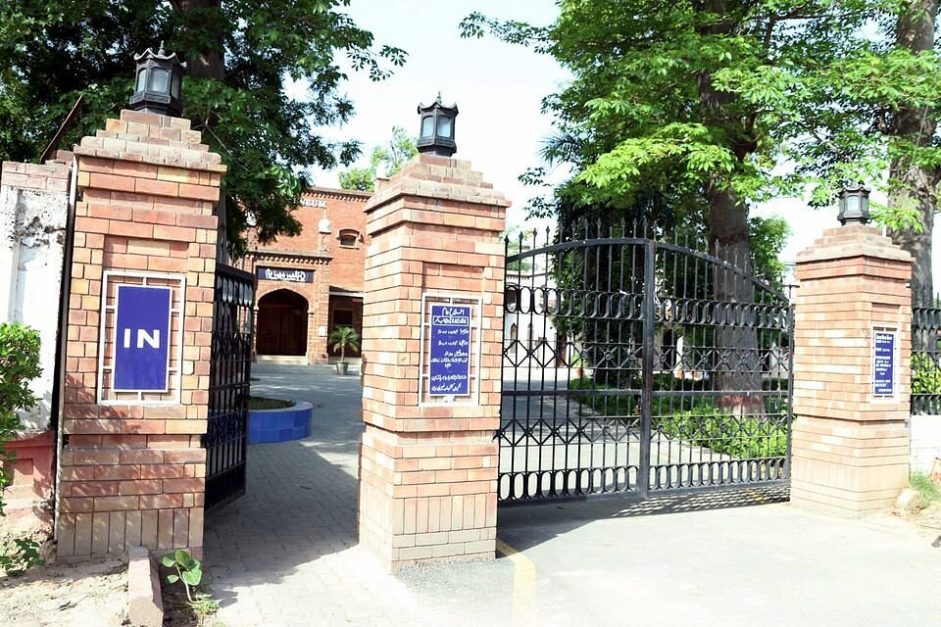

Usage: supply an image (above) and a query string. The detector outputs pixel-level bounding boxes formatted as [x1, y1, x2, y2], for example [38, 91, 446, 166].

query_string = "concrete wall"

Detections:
[911, 415, 941, 473]
[0, 161, 71, 432]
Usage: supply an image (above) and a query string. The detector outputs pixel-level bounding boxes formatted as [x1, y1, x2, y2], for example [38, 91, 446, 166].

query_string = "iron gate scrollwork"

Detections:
[203, 264, 255, 510]
[498, 222, 793, 502]
[912, 291, 941, 415]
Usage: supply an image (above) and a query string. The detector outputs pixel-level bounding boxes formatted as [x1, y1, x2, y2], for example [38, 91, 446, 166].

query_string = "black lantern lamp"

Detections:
[129, 42, 185, 117]
[837, 182, 871, 225]
[417, 93, 458, 157]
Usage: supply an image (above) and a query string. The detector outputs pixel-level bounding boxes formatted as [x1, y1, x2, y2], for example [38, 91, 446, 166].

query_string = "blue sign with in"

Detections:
[429, 304, 471, 396]
[113, 285, 172, 392]
[873, 330, 896, 397]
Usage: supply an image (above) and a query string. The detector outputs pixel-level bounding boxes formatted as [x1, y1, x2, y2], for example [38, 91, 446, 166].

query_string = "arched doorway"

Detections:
[256, 289, 308, 356]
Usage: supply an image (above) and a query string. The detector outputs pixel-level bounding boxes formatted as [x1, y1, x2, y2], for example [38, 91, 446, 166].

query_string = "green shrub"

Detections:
[567, 377, 789, 459]
[567, 377, 636, 417]
[912, 353, 941, 395]
[0, 322, 42, 514]
[0, 322, 43, 575]
[654, 407, 788, 459]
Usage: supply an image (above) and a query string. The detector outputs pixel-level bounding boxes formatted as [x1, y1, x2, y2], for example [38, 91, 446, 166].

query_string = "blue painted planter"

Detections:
[247, 401, 312, 444]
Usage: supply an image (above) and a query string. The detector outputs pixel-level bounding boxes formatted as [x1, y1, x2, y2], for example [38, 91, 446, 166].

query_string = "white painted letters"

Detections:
[121, 328, 161, 349]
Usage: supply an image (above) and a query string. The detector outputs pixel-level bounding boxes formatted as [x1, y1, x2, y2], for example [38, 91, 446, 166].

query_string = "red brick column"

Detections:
[359, 154, 508, 570]
[56, 109, 225, 557]
[791, 224, 912, 514]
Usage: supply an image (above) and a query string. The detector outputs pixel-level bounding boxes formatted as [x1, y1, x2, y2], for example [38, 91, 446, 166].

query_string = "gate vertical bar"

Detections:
[639, 239, 656, 496]
[785, 292, 795, 480]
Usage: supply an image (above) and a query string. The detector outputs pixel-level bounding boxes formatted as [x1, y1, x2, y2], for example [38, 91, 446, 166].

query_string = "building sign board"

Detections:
[429, 304, 471, 396]
[873, 329, 896, 397]
[256, 266, 314, 283]
[113, 285, 172, 392]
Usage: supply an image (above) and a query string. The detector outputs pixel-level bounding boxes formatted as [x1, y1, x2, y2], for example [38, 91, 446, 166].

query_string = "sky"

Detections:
[305, 0, 566, 229]
[310, 0, 941, 276]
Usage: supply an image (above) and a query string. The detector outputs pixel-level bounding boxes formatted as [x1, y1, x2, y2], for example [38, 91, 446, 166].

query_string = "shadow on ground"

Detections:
[498, 485, 789, 551]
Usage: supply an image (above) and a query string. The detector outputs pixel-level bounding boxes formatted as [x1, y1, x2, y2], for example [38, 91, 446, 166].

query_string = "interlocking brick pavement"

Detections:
[205, 364, 421, 625]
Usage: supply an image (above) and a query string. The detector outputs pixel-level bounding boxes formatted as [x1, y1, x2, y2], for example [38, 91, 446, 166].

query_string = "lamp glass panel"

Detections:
[171, 75, 180, 99]
[136, 69, 147, 92]
[150, 68, 169, 93]
[421, 116, 434, 138]
[436, 115, 452, 138]
[846, 196, 860, 215]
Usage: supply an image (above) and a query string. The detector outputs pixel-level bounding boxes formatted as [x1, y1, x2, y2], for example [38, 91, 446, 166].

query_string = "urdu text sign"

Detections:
[872, 329, 896, 397]
[429, 305, 471, 396]
[113, 285, 172, 392]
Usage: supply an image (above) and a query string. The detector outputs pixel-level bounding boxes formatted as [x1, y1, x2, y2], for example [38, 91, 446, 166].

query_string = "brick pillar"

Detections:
[359, 154, 508, 570]
[791, 223, 912, 515]
[56, 109, 225, 558]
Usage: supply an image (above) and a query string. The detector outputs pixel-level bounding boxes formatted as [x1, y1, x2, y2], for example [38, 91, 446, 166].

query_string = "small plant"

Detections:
[910, 472, 941, 507]
[0, 535, 44, 575]
[161, 549, 218, 621]
[328, 325, 360, 365]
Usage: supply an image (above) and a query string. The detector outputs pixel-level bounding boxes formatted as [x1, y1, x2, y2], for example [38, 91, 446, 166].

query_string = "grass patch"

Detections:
[910, 472, 941, 506]
[248, 396, 294, 410]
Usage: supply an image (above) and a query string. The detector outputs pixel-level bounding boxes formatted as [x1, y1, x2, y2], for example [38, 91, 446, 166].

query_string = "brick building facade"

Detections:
[246, 186, 369, 364]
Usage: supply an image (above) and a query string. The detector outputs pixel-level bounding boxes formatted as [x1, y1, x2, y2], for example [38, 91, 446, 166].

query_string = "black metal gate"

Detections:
[498, 223, 793, 502]
[203, 263, 255, 510]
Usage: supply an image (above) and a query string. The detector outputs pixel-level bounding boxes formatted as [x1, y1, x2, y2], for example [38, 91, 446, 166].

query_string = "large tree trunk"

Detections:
[697, 0, 762, 414]
[706, 184, 763, 415]
[887, 0, 939, 304]
[172, 0, 225, 80]
[172, 0, 228, 258]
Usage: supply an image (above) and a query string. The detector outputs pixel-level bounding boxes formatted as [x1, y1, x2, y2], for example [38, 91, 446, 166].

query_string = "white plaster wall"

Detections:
[0, 184, 68, 431]
[911, 414, 941, 473]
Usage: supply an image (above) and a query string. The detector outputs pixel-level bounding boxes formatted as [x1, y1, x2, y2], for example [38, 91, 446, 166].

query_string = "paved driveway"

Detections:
[203, 364, 941, 626]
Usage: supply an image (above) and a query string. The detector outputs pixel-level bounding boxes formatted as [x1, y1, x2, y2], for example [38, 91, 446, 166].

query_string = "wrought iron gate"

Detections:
[498, 223, 793, 502]
[204, 264, 255, 509]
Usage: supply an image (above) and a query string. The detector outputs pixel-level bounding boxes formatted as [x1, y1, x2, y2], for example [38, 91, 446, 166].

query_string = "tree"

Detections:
[328, 325, 360, 365]
[338, 126, 417, 192]
[462, 1, 867, 409]
[0, 1, 406, 253]
[795, 2, 941, 301]
[887, 2, 938, 301]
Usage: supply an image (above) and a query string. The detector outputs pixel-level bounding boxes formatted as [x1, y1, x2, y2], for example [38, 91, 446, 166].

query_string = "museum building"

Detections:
[245, 186, 369, 364]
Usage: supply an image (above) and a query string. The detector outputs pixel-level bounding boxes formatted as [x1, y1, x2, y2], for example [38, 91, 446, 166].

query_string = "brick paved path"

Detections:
[203, 364, 514, 626]
[205, 364, 418, 625]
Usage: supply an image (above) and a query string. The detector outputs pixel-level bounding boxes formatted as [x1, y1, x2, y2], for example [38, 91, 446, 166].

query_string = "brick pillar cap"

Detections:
[364, 153, 510, 213]
[796, 224, 912, 265]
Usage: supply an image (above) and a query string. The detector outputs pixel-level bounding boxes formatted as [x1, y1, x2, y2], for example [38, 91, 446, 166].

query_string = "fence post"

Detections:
[791, 223, 912, 514]
[358, 154, 509, 570]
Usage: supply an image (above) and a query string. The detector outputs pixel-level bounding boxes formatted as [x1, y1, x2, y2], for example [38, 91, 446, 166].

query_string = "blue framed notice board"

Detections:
[428, 304, 471, 396]
[872, 329, 896, 397]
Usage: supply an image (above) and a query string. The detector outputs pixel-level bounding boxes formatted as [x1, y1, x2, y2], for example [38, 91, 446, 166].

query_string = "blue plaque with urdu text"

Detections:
[429, 304, 471, 396]
[873, 330, 895, 397]
[113, 285, 173, 392]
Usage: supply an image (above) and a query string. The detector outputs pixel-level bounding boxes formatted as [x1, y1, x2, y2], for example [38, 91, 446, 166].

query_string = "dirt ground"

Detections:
[0, 556, 128, 627]
[898, 501, 941, 545]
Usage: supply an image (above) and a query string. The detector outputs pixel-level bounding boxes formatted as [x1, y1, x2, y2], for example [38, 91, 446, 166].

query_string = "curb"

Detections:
[127, 546, 164, 627]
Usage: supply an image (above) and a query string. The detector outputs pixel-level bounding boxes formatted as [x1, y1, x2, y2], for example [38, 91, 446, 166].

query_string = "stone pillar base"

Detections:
[790, 417, 909, 515]
[359, 425, 497, 570]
